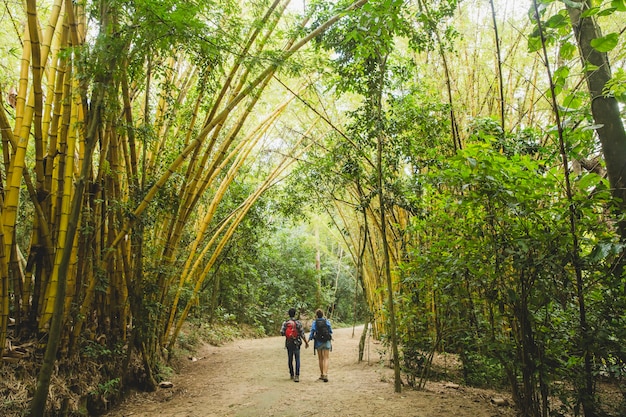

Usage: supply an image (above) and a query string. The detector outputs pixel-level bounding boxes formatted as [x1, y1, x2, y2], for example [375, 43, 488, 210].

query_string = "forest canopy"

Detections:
[0, 0, 625, 416]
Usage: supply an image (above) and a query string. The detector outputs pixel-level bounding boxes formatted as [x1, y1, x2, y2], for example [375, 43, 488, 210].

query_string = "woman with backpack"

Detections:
[309, 309, 333, 382]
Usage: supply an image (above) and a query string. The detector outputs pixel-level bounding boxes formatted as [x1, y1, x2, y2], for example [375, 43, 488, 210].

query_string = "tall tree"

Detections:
[565, 0, 626, 241]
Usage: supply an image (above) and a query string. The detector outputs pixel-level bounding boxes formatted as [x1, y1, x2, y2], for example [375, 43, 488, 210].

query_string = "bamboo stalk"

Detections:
[163, 97, 297, 339]
[72, 0, 371, 344]
[39, 83, 78, 328]
[166, 128, 316, 350]
[0, 219, 8, 359]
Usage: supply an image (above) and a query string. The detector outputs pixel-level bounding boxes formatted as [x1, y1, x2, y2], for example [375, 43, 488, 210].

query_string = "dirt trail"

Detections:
[104, 325, 515, 417]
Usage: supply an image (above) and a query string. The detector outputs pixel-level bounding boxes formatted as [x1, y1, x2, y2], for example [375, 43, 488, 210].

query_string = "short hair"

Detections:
[316, 309, 323, 318]
[288, 308, 296, 317]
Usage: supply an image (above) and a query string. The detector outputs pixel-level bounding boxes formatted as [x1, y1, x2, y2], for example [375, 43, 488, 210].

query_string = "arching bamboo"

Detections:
[68, 0, 370, 360]
[166, 129, 316, 351]
[163, 95, 302, 340]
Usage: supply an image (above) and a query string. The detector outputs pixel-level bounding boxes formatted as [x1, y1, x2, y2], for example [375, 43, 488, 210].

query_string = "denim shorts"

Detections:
[315, 340, 332, 350]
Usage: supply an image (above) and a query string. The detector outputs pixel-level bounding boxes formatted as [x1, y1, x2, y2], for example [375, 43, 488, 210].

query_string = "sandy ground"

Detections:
[103, 325, 517, 417]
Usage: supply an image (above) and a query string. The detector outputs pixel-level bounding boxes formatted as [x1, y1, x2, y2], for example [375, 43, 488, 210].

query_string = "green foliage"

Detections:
[311, 0, 408, 95]
[176, 330, 201, 351]
[82, 341, 114, 360]
[90, 378, 121, 398]
[186, 188, 364, 334]
[461, 351, 507, 388]
[604, 68, 626, 103]
[396, 114, 624, 413]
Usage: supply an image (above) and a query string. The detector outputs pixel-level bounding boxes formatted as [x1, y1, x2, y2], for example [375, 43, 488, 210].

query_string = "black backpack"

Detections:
[315, 318, 331, 342]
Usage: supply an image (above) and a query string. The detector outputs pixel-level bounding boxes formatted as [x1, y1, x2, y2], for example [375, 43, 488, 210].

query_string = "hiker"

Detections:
[280, 308, 309, 382]
[309, 308, 332, 382]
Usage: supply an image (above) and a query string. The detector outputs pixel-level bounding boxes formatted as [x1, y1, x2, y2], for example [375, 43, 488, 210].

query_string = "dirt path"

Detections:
[104, 325, 516, 417]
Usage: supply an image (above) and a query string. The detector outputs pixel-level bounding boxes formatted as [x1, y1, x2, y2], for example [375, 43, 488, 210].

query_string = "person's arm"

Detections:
[280, 321, 287, 336]
[309, 320, 316, 341]
[296, 321, 309, 346]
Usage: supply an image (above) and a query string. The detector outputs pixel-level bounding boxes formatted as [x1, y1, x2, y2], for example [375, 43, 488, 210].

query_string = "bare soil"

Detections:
[103, 325, 518, 417]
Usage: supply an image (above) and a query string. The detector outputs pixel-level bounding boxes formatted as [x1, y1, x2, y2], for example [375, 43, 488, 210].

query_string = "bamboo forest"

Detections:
[0, 0, 625, 415]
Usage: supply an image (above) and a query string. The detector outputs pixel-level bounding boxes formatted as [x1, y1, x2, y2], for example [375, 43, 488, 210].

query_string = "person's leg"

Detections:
[321, 349, 330, 381]
[317, 349, 324, 379]
[287, 345, 295, 378]
[294, 347, 301, 381]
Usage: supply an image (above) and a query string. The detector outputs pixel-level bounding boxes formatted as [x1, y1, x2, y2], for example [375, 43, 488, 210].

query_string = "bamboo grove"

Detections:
[0, 0, 371, 414]
[1, 0, 626, 416]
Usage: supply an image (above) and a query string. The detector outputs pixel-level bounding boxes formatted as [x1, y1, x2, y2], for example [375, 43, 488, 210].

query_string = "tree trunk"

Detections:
[566, 2, 626, 238]
[565, 3, 626, 416]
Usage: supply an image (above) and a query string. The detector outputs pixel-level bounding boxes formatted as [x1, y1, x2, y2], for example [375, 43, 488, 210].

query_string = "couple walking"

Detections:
[280, 308, 332, 383]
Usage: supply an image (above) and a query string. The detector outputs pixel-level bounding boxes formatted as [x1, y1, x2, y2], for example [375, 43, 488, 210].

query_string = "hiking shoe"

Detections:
[290, 375, 294, 380]
[318, 375, 324, 381]
[322, 375, 328, 382]
[294, 375, 299, 382]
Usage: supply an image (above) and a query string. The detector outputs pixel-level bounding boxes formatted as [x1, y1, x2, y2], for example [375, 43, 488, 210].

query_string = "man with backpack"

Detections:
[309, 308, 333, 382]
[280, 308, 309, 382]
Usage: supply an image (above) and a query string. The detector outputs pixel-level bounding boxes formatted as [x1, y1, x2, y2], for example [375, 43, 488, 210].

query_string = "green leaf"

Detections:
[598, 7, 618, 16]
[554, 65, 570, 82]
[559, 41, 577, 59]
[545, 14, 568, 28]
[611, 0, 626, 11]
[576, 172, 602, 190]
[590, 33, 619, 52]
[581, 6, 600, 17]
[587, 241, 619, 262]
[528, 36, 542, 53]
[562, 93, 583, 109]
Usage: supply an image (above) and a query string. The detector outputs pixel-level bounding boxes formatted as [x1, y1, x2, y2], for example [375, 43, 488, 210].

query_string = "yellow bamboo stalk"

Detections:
[120, 64, 139, 181]
[205, 0, 286, 125]
[164, 2, 307, 258]
[75, 0, 86, 44]
[4, 27, 33, 265]
[163, 100, 294, 339]
[11, 27, 31, 139]
[173, 71, 279, 250]
[160, 0, 290, 256]
[42, 1, 66, 148]
[45, 15, 70, 199]
[39, 88, 78, 329]
[26, 0, 46, 190]
[49, 57, 74, 257]
[166, 129, 316, 350]
[3, 0, 62, 268]
[73, 0, 371, 341]
[145, 55, 177, 175]
[162, 0, 291, 226]
[0, 100, 54, 318]
[0, 215, 9, 359]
